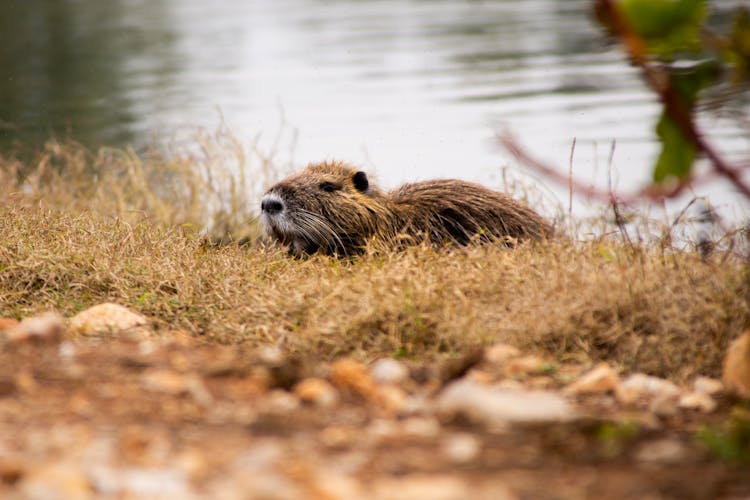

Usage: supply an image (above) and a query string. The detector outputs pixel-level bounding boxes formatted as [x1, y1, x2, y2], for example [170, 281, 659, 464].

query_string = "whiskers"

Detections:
[265, 208, 348, 255]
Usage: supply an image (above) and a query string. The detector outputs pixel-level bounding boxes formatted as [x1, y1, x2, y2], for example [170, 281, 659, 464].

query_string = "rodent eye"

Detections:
[319, 182, 340, 193]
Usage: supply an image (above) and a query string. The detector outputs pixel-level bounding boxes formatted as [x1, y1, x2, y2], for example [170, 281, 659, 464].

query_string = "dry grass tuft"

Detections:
[0, 126, 292, 240]
[0, 197, 747, 380]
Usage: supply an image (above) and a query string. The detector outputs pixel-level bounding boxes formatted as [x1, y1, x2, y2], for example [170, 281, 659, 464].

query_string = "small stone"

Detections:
[400, 417, 441, 439]
[616, 373, 681, 406]
[441, 433, 481, 464]
[436, 379, 574, 426]
[373, 474, 470, 500]
[141, 369, 211, 404]
[0, 317, 19, 332]
[379, 385, 408, 413]
[679, 392, 717, 413]
[467, 369, 494, 384]
[635, 439, 687, 464]
[58, 341, 76, 358]
[484, 343, 521, 364]
[565, 363, 620, 395]
[693, 376, 723, 396]
[367, 419, 399, 439]
[266, 389, 300, 413]
[330, 358, 378, 401]
[722, 331, 750, 399]
[19, 462, 92, 499]
[320, 425, 356, 447]
[294, 378, 339, 407]
[4, 312, 65, 342]
[68, 303, 149, 337]
[504, 355, 548, 377]
[142, 369, 189, 394]
[257, 345, 285, 365]
[370, 358, 409, 385]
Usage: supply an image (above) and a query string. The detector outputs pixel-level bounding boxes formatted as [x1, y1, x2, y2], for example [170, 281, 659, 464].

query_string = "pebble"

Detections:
[18, 462, 92, 499]
[678, 392, 717, 413]
[330, 359, 378, 401]
[378, 385, 408, 413]
[615, 373, 681, 406]
[484, 343, 521, 364]
[0, 317, 19, 332]
[373, 474, 470, 500]
[400, 417, 441, 439]
[370, 358, 409, 385]
[141, 369, 212, 405]
[266, 390, 301, 413]
[722, 331, 750, 399]
[294, 378, 339, 407]
[4, 312, 65, 343]
[436, 379, 574, 426]
[441, 433, 481, 464]
[692, 376, 723, 396]
[564, 363, 620, 395]
[68, 303, 149, 337]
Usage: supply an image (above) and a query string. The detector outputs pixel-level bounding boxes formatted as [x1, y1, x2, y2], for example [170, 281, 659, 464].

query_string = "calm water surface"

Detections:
[1, 0, 748, 218]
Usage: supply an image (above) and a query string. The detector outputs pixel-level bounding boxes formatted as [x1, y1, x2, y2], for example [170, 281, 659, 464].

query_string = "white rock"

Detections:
[266, 390, 300, 413]
[693, 376, 723, 396]
[5, 312, 65, 342]
[371, 358, 410, 385]
[441, 433, 481, 464]
[616, 373, 681, 405]
[68, 303, 148, 337]
[294, 378, 339, 407]
[678, 392, 717, 413]
[436, 379, 574, 425]
[564, 363, 620, 395]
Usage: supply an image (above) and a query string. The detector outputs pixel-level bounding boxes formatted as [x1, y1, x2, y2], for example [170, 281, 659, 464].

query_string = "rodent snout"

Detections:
[261, 196, 284, 215]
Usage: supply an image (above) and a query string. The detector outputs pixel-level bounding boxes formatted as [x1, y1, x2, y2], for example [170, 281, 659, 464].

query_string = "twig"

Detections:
[497, 130, 707, 204]
[568, 138, 576, 216]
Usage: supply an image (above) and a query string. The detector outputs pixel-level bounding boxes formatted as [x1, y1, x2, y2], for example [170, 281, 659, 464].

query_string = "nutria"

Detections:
[260, 161, 551, 256]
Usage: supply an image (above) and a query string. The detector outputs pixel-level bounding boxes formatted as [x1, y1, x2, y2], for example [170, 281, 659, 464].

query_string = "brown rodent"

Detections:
[260, 161, 551, 256]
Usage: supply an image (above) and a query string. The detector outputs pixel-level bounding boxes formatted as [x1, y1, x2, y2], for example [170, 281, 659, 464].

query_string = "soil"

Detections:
[1, 335, 748, 500]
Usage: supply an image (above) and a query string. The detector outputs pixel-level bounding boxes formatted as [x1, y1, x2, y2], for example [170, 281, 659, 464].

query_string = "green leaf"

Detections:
[653, 111, 696, 182]
[620, 0, 706, 56]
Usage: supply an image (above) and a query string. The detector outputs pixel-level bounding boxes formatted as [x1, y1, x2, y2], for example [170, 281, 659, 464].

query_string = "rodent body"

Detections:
[260, 161, 551, 256]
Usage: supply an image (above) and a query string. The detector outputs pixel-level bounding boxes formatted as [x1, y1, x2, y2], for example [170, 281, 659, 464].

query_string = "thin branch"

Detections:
[594, 0, 750, 199]
[568, 137, 576, 216]
[498, 130, 698, 204]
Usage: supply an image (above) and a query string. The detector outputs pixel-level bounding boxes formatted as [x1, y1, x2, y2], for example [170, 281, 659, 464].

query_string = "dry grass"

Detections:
[0, 126, 292, 240]
[0, 203, 747, 380]
[1, 137, 749, 380]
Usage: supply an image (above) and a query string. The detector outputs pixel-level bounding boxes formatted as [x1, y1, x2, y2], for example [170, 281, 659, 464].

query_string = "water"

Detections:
[1, 0, 748, 220]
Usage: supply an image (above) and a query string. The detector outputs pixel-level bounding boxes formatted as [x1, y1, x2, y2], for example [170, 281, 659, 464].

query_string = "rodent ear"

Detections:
[352, 171, 369, 192]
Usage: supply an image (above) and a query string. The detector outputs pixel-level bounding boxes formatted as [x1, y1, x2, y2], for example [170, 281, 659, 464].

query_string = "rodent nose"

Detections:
[261, 198, 284, 215]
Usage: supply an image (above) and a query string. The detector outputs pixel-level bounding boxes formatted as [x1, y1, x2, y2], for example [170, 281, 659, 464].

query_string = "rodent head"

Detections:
[260, 161, 387, 255]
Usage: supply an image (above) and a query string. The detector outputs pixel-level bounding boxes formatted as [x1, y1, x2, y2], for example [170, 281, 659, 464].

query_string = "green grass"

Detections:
[0, 137, 748, 380]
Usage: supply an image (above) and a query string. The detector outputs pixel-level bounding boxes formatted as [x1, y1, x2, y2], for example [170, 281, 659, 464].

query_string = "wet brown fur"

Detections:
[261, 161, 552, 256]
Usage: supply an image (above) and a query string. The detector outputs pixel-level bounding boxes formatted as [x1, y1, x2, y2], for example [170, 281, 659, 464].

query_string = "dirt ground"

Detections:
[1, 334, 748, 500]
